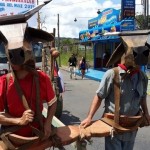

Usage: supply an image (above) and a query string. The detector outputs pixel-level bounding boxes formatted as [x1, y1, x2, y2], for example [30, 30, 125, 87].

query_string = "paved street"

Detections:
[56, 69, 150, 150]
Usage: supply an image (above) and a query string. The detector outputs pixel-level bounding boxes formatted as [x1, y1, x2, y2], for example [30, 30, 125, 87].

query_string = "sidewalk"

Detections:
[60, 66, 105, 82]
[60, 66, 150, 95]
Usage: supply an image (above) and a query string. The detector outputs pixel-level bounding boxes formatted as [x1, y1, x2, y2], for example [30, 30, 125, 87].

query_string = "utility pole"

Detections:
[37, 0, 40, 29]
[147, 0, 149, 28]
[143, 0, 149, 29]
[57, 14, 61, 67]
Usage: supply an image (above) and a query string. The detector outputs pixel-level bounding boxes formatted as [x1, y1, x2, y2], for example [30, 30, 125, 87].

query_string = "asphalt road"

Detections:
[56, 69, 150, 150]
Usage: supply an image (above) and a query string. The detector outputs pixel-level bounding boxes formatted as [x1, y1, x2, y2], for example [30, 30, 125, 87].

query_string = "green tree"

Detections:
[135, 15, 145, 29]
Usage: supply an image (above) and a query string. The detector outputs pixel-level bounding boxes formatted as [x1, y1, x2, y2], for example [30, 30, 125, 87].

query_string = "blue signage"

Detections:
[121, 19, 135, 31]
[79, 8, 135, 42]
[88, 8, 121, 29]
[121, 0, 135, 19]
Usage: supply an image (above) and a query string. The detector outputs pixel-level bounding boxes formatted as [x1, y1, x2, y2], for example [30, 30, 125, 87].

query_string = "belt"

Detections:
[103, 113, 142, 127]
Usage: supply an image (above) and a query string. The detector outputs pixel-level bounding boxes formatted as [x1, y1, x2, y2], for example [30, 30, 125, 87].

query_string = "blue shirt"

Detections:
[96, 66, 148, 141]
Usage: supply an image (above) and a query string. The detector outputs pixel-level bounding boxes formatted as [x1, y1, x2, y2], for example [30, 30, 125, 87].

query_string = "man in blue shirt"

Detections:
[81, 53, 150, 150]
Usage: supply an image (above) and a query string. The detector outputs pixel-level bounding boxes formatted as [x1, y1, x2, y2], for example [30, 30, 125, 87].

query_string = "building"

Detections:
[79, 8, 135, 69]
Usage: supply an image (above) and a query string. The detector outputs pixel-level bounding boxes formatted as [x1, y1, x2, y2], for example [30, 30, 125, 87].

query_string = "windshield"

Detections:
[32, 42, 43, 62]
[0, 42, 8, 63]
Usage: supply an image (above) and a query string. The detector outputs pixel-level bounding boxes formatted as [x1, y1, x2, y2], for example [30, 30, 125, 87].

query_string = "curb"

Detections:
[60, 66, 101, 82]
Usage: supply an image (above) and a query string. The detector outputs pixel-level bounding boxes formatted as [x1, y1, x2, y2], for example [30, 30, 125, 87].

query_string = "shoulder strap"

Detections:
[4, 73, 11, 112]
[34, 74, 43, 130]
[139, 70, 148, 80]
[12, 71, 43, 130]
[12, 72, 30, 110]
[6, 73, 11, 89]
[113, 67, 120, 124]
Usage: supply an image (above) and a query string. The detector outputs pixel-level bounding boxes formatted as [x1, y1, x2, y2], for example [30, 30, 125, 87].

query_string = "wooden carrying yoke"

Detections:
[0, 120, 112, 150]
[0, 117, 149, 150]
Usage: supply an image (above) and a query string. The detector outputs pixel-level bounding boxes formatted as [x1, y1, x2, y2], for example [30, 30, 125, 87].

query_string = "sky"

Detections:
[35, 0, 146, 38]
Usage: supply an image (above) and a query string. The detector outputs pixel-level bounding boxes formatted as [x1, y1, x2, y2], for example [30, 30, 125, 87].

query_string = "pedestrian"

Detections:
[68, 53, 77, 79]
[79, 56, 87, 79]
[101, 51, 110, 68]
[80, 53, 150, 150]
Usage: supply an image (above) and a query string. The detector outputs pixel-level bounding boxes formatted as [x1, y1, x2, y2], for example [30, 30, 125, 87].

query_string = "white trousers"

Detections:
[69, 66, 76, 78]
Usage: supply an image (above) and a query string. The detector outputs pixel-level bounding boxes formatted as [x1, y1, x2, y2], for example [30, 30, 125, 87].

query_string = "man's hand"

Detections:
[80, 117, 92, 128]
[18, 109, 34, 125]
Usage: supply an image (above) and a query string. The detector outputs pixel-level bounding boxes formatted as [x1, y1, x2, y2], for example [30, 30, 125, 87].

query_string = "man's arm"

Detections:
[0, 109, 34, 126]
[80, 94, 102, 127]
[141, 97, 149, 114]
[45, 101, 57, 124]
[0, 112, 21, 125]
[43, 101, 57, 139]
[140, 97, 150, 125]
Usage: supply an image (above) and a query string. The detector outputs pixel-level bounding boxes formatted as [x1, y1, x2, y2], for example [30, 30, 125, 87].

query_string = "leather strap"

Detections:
[101, 117, 143, 132]
[1, 133, 16, 150]
[113, 67, 120, 124]
[4, 73, 11, 113]
[12, 71, 30, 110]
[101, 67, 142, 132]
[34, 75, 44, 131]
[0, 125, 23, 150]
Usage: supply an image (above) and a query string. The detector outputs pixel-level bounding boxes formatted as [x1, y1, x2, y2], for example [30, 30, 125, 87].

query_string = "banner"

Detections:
[0, 0, 36, 16]
[0, 0, 37, 27]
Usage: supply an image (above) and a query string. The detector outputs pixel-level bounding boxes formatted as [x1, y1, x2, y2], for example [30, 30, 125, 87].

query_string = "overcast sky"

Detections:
[35, 0, 145, 38]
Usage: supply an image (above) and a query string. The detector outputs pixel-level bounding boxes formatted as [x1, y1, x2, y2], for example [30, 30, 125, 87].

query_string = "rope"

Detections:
[78, 125, 91, 141]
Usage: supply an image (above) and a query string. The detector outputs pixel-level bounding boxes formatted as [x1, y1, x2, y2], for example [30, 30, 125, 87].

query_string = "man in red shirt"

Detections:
[0, 17, 57, 143]
[0, 67, 57, 138]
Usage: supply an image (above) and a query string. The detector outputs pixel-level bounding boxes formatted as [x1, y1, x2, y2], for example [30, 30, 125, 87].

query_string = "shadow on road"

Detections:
[60, 110, 81, 125]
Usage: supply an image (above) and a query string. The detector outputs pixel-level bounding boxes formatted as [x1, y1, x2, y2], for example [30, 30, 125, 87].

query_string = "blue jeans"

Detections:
[105, 132, 136, 150]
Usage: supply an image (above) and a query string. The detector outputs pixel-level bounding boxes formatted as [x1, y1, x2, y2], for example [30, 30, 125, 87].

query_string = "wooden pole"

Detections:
[50, 28, 56, 81]
[84, 44, 87, 61]
[42, 48, 46, 73]
[57, 14, 61, 67]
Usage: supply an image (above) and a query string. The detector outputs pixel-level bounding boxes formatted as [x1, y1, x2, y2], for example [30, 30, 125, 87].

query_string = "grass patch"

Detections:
[59, 50, 94, 67]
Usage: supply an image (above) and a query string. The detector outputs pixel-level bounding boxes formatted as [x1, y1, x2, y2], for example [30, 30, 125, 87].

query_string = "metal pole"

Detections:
[57, 14, 61, 67]
[84, 45, 87, 61]
[37, 0, 40, 29]
[147, 0, 149, 28]
[143, 0, 148, 29]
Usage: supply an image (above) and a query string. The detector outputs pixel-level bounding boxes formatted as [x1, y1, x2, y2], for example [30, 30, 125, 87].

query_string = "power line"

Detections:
[40, 0, 94, 9]
[53, 0, 93, 6]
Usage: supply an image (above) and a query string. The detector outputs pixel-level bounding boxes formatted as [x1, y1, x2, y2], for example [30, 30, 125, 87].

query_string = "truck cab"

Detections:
[0, 42, 9, 76]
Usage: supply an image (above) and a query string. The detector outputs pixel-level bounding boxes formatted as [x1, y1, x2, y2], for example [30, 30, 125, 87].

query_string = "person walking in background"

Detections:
[79, 56, 87, 79]
[68, 53, 77, 79]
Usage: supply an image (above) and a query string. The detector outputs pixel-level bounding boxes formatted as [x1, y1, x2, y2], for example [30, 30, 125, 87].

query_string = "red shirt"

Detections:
[0, 71, 56, 137]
